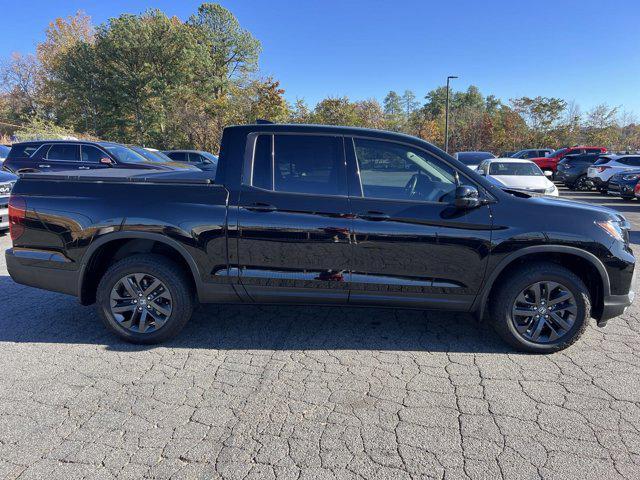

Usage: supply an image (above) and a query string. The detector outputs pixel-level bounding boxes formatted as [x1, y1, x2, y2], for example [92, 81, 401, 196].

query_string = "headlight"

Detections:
[544, 185, 557, 194]
[595, 218, 631, 242]
[622, 174, 640, 181]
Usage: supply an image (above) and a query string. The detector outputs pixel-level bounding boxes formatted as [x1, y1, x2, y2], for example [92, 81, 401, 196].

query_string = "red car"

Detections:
[530, 146, 607, 174]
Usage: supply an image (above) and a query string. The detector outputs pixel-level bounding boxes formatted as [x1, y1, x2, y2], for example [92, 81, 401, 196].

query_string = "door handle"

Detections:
[38, 164, 50, 168]
[245, 202, 277, 212]
[78, 166, 90, 170]
[359, 211, 390, 221]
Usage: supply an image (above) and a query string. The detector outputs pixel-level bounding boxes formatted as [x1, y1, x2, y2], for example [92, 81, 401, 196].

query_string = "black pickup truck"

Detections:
[5, 124, 636, 352]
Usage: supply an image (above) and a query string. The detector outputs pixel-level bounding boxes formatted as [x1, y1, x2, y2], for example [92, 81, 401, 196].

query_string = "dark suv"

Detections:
[555, 153, 602, 190]
[2, 140, 186, 174]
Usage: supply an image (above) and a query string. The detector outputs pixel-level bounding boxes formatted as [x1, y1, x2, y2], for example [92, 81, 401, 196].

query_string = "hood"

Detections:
[0, 171, 18, 183]
[506, 189, 622, 219]
[489, 175, 553, 190]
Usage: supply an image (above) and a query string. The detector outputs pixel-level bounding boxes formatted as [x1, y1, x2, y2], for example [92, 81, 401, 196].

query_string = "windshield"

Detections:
[0, 145, 9, 157]
[130, 146, 171, 163]
[99, 143, 148, 163]
[456, 152, 495, 165]
[549, 148, 568, 158]
[489, 162, 543, 176]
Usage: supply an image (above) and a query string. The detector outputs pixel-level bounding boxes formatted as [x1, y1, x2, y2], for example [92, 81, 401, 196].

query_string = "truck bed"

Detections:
[20, 168, 216, 185]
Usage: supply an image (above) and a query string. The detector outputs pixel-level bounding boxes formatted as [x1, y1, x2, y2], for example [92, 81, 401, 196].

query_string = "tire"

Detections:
[574, 175, 592, 192]
[489, 262, 591, 353]
[621, 196, 634, 201]
[599, 188, 608, 195]
[96, 254, 195, 344]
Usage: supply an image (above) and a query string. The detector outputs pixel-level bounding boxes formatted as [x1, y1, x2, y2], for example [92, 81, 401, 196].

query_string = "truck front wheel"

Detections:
[489, 263, 591, 353]
[96, 254, 195, 344]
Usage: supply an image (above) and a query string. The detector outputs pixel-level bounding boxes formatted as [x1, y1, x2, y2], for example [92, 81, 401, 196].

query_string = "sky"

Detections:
[1, 0, 639, 116]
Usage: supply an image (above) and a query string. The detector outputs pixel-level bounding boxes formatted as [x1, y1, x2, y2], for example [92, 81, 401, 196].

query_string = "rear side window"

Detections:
[586, 148, 603, 154]
[81, 145, 106, 163]
[167, 152, 187, 161]
[251, 134, 346, 196]
[7, 144, 39, 159]
[188, 152, 204, 163]
[594, 157, 611, 165]
[47, 144, 80, 161]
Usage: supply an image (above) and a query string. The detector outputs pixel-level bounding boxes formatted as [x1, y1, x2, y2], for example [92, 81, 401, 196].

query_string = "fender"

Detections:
[473, 245, 610, 318]
[78, 231, 205, 301]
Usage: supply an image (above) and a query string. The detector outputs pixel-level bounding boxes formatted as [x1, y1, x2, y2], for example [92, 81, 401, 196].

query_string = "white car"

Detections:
[587, 154, 640, 193]
[476, 158, 558, 196]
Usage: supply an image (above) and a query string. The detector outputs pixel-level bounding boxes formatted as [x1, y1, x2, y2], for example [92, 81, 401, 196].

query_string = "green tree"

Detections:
[383, 90, 404, 131]
[311, 97, 358, 125]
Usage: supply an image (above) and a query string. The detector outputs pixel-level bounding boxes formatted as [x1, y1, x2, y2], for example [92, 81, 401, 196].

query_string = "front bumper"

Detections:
[608, 179, 638, 198]
[5, 248, 80, 297]
[0, 197, 8, 230]
[599, 291, 635, 325]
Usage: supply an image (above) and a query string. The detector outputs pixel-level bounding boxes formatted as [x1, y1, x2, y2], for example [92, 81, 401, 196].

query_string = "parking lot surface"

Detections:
[1, 188, 640, 480]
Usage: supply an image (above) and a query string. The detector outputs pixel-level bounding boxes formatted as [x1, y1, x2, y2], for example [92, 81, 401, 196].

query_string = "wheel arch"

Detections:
[78, 232, 203, 305]
[474, 245, 610, 320]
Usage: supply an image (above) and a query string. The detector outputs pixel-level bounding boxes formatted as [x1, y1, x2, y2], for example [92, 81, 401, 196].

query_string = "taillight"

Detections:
[8, 195, 26, 241]
[596, 166, 611, 173]
[635, 182, 640, 195]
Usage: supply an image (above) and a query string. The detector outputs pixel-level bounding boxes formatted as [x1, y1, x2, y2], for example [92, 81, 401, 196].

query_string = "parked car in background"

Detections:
[0, 170, 17, 233]
[6, 124, 634, 353]
[476, 158, 558, 196]
[0, 145, 10, 163]
[510, 148, 553, 159]
[453, 151, 495, 170]
[128, 146, 199, 171]
[607, 170, 640, 200]
[163, 150, 218, 172]
[2, 140, 189, 174]
[499, 151, 516, 158]
[554, 153, 601, 190]
[587, 155, 640, 194]
[530, 146, 607, 175]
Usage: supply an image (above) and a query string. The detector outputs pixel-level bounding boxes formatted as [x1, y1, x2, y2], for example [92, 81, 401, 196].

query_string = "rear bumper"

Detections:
[5, 248, 79, 297]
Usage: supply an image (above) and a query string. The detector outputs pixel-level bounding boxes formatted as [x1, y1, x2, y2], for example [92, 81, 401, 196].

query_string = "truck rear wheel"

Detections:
[96, 254, 194, 344]
[489, 263, 590, 353]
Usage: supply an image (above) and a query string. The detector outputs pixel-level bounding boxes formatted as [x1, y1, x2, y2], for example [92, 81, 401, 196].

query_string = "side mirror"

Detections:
[453, 185, 481, 209]
[100, 157, 113, 166]
[543, 170, 553, 177]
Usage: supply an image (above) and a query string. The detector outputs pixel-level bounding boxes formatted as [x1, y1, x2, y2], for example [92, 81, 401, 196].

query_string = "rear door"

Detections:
[236, 133, 352, 304]
[346, 137, 493, 310]
[38, 144, 81, 172]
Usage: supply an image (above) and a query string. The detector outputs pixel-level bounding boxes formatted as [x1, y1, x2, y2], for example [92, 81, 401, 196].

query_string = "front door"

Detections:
[236, 133, 352, 303]
[346, 137, 493, 310]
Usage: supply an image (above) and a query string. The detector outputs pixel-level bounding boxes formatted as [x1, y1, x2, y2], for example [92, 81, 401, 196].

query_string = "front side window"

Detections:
[81, 145, 108, 163]
[47, 144, 80, 161]
[166, 152, 187, 161]
[251, 134, 346, 196]
[354, 138, 457, 202]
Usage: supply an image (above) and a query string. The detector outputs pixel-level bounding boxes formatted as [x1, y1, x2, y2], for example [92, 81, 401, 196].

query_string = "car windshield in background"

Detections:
[549, 148, 568, 157]
[130, 146, 170, 163]
[199, 152, 218, 164]
[456, 152, 494, 165]
[99, 143, 147, 163]
[489, 162, 543, 176]
[594, 157, 612, 165]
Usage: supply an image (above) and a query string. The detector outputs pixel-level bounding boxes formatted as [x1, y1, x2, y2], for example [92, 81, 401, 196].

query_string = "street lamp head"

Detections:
[447, 75, 459, 80]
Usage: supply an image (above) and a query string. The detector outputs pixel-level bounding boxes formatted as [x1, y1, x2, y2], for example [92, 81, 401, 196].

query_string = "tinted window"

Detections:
[252, 134, 345, 196]
[188, 152, 204, 163]
[586, 148, 603, 154]
[81, 145, 107, 163]
[549, 148, 568, 158]
[455, 152, 495, 165]
[7, 144, 39, 159]
[99, 144, 146, 163]
[47, 144, 80, 161]
[166, 151, 187, 161]
[622, 157, 640, 167]
[594, 157, 612, 165]
[355, 138, 457, 202]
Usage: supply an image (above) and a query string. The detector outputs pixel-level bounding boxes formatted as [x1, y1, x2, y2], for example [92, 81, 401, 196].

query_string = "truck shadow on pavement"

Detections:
[0, 276, 512, 354]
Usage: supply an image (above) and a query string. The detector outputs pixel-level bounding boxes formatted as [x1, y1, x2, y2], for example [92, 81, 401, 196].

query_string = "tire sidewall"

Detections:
[496, 270, 589, 353]
[97, 256, 192, 344]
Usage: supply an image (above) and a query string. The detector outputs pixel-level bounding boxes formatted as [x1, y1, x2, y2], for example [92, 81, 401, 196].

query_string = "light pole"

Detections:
[444, 75, 458, 153]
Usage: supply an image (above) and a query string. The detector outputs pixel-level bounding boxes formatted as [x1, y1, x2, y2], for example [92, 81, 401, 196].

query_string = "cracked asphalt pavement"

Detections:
[1, 188, 640, 479]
